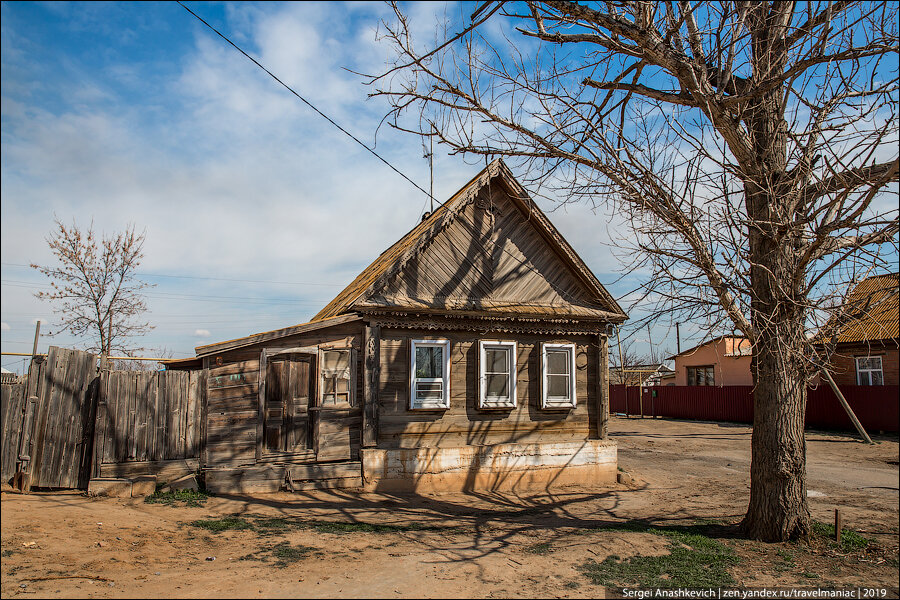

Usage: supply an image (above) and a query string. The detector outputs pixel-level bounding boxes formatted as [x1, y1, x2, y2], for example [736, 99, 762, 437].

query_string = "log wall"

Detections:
[377, 327, 599, 449]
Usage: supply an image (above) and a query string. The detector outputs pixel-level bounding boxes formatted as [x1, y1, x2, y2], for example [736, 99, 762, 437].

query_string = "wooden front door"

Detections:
[264, 354, 312, 454]
[313, 349, 353, 462]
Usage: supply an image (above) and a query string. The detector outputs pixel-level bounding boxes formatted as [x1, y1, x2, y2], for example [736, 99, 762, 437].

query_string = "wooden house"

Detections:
[185, 160, 627, 494]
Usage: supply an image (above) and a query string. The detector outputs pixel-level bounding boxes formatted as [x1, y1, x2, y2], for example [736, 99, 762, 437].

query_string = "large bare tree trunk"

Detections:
[738, 11, 811, 540]
[743, 224, 811, 539]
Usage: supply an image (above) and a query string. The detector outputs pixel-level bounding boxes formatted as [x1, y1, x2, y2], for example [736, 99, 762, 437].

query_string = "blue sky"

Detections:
[2, 1, 682, 371]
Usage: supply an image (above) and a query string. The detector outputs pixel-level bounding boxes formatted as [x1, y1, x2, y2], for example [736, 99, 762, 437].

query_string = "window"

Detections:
[410, 339, 451, 409]
[687, 365, 715, 386]
[320, 349, 353, 406]
[479, 341, 517, 408]
[855, 356, 884, 386]
[542, 343, 576, 409]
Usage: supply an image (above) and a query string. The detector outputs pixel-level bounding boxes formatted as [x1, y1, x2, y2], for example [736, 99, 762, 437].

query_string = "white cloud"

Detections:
[0, 2, 627, 358]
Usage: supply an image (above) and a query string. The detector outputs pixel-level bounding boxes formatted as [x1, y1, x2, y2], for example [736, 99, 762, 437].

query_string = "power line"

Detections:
[176, 1, 435, 203]
[1, 262, 345, 287]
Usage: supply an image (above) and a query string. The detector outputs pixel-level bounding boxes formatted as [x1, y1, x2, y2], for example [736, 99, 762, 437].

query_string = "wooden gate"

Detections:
[17, 347, 99, 489]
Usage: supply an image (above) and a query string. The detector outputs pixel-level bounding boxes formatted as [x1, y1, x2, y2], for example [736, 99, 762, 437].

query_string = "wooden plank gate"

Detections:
[1, 347, 100, 490]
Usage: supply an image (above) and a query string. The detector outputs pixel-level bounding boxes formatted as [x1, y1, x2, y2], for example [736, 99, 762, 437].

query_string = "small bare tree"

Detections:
[31, 219, 154, 356]
[371, 1, 899, 541]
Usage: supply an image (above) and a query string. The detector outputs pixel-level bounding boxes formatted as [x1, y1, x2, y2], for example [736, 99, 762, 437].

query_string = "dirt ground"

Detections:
[1, 416, 897, 599]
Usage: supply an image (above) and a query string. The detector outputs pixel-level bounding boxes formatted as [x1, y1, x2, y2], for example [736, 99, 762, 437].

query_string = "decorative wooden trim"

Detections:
[362, 325, 380, 447]
[599, 334, 609, 440]
[365, 312, 610, 337]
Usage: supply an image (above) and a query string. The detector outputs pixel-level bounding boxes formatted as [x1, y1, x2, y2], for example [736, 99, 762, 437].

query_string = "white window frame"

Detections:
[855, 356, 884, 386]
[409, 339, 451, 410]
[479, 340, 517, 409]
[541, 343, 577, 409]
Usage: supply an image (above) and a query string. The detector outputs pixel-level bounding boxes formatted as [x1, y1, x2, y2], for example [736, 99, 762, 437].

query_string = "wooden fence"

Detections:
[93, 369, 205, 480]
[611, 384, 899, 433]
[1, 347, 204, 489]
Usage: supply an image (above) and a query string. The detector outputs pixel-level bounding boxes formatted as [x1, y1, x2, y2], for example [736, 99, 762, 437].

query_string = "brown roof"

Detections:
[827, 273, 899, 344]
[313, 159, 626, 322]
[195, 314, 362, 357]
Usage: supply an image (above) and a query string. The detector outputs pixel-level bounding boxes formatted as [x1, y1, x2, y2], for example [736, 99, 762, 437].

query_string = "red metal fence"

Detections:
[610, 384, 899, 432]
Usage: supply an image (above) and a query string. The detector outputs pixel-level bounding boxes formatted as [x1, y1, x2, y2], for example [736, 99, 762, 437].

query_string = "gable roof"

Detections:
[313, 159, 626, 323]
[825, 273, 899, 344]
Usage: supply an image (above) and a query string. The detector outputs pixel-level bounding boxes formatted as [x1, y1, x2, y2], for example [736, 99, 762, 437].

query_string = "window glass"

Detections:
[856, 356, 884, 386]
[547, 374, 570, 398]
[415, 346, 443, 378]
[321, 349, 352, 406]
[546, 349, 570, 375]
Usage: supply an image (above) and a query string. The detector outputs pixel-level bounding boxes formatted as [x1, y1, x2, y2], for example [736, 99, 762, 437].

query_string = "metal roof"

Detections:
[827, 273, 899, 344]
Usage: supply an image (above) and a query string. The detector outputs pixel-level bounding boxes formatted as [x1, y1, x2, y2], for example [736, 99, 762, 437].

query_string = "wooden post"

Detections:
[199, 359, 209, 469]
[834, 509, 842, 544]
[31, 321, 41, 362]
[598, 333, 609, 440]
[91, 364, 110, 479]
[362, 325, 380, 448]
[256, 350, 268, 461]
[616, 325, 627, 417]
[820, 367, 873, 444]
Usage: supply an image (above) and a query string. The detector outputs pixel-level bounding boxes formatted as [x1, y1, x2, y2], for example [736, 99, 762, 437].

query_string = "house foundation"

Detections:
[360, 440, 617, 493]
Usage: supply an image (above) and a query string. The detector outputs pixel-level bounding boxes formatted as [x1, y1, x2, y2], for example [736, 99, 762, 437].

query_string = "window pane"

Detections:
[872, 371, 884, 386]
[415, 381, 443, 399]
[859, 371, 871, 385]
[485, 373, 509, 398]
[416, 346, 443, 378]
[546, 349, 570, 375]
[485, 348, 509, 374]
[687, 368, 696, 385]
[548, 374, 569, 398]
[321, 350, 350, 374]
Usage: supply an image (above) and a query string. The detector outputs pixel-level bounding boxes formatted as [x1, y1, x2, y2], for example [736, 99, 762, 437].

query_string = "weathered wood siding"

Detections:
[371, 188, 608, 317]
[377, 328, 599, 449]
[202, 322, 364, 468]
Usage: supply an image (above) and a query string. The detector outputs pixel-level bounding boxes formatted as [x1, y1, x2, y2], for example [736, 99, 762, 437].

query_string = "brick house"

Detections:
[820, 273, 899, 387]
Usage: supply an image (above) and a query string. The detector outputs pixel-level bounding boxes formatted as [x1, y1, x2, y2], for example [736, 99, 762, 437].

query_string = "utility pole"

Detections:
[676, 322, 681, 355]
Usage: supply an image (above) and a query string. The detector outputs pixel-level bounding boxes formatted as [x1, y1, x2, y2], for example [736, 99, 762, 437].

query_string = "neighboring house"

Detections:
[819, 273, 899, 387]
[609, 363, 674, 386]
[174, 160, 627, 494]
[667, 335, 752, 386]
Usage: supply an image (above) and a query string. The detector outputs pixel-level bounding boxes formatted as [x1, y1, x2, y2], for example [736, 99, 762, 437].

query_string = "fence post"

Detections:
[91, 355, 110, 479]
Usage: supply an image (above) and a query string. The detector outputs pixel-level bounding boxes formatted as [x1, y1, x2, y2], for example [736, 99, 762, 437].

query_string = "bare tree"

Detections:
[31, 219, 154, 356]
[370, 1, 899, 541]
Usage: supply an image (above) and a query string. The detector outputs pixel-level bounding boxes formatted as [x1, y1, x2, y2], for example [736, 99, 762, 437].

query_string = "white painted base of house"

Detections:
[360, 440, 617, 494]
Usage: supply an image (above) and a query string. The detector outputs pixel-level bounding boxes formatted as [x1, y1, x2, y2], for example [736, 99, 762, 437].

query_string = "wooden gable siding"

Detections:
[203, 322, 364, 469]
[377, 327, 599, 449]
[363, 188, 608, 318]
